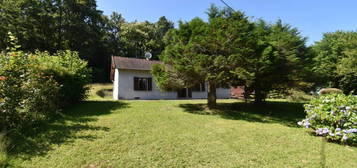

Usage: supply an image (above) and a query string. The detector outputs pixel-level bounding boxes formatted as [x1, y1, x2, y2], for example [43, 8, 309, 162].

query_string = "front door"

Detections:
[177, 88, 192, 98]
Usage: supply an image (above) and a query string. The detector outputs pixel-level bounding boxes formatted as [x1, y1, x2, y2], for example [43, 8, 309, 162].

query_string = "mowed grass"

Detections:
[7, 84, 357, 168]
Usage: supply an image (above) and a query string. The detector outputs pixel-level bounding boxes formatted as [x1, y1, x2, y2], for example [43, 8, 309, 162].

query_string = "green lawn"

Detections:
[7, 84, 357, 168]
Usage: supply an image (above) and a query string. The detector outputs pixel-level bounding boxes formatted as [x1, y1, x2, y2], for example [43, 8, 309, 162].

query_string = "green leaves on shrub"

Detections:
[0, 50, 91, 130]
[298, 94, 357, 145]
[0, 51, 59, 129]
[36, 50, 92, 107]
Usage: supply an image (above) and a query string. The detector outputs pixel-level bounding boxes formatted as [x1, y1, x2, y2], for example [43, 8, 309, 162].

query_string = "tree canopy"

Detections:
[312, 31, 357, 94]
[0, 0, 174, 82]
[152, 5, 311, 107]
[153, 5, 256, 107]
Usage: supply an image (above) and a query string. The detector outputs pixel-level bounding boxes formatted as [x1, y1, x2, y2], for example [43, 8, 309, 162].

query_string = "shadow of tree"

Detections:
[179, 101, 305, 127]
[8, 101, 128, 160]
[96, 89, 113, 98]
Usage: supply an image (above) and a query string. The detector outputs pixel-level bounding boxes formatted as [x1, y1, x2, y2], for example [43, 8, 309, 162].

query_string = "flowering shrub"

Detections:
[298, 94, 357, 145]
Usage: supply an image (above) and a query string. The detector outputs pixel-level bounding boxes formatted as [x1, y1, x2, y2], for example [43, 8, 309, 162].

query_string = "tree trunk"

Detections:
[254, 87, 265, 104]
[207, 81, 217, 109]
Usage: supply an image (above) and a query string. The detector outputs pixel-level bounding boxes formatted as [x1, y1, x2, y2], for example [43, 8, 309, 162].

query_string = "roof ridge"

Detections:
[112, 56, 161, 62]
[112, 56, 163, 71]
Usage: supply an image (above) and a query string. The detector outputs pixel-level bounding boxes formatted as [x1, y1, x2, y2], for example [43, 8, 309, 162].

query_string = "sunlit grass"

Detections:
[87, 83, 113, 100]
[7, 84, 357, 168]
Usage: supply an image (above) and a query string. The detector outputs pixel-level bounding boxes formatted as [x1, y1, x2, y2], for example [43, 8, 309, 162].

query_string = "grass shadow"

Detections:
[179, 101, 305, 127]
[95, 89, 113, 98]
[7, 100, 128, 161]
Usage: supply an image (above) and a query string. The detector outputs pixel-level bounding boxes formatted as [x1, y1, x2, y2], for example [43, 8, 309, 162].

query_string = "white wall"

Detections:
[192, 83, 230, 99]
[113, 69, 119, 100]
[216, 88, 230, 99]
[116, 69, 177, 99]
[114, 69, 230, 100]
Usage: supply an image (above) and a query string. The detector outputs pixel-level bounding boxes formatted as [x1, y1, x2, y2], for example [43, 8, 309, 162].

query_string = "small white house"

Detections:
[111, 56, 230, 100]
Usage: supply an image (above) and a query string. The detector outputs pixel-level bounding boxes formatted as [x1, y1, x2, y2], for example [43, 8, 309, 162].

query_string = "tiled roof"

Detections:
[112, 56, 162, 71]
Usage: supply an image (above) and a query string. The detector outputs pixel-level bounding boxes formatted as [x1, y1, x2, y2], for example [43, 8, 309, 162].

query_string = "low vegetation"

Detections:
[299, 94, 357, 144]
[4, 84, 356, 168]
[0, 49, 91, 130]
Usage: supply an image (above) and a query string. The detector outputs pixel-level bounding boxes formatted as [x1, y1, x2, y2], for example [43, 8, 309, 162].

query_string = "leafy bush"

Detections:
[298, 94, 357, 145]
[0, 51, 60, 129]
[36, 51, 91, 107]
[0, 50, 91, 129]
[318, 88, 343, 95]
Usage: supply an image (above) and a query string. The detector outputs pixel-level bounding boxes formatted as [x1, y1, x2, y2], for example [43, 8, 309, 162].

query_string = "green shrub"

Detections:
[298, 94, 357, 145]
[0, 50, 91, 129]
[318, 88, 343, 95]
[0, 51, 60, 129]
[36, 51, 91, 107]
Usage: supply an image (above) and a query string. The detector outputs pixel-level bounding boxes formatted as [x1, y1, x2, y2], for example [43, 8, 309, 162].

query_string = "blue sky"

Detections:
[97, 0, 357, 45]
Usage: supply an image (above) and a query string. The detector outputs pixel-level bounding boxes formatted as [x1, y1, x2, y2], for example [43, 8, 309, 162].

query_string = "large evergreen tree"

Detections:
[153, 5, 254, 108]
[234, 20, 311, 103]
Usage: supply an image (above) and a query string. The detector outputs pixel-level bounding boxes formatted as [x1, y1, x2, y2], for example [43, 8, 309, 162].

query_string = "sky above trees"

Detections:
[97, 0, 357, 45]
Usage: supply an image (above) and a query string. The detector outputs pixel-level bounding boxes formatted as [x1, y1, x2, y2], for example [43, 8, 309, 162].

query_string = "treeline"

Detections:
[0, 0, 174, 82]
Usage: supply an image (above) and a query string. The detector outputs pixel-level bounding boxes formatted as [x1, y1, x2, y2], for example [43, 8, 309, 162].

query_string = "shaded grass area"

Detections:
[179, 101, 305, 127]
[7, 100, 128, 166]
[6, 84, 357, 168]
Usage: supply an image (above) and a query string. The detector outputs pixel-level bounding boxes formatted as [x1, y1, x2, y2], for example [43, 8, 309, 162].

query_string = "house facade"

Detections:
[111, 56, 231, 100]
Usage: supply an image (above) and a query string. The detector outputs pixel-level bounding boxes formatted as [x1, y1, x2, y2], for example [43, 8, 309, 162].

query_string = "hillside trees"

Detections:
[0, 0, 174, 81]
[111, 16, 173, 59]
[0, 0, 109, 80]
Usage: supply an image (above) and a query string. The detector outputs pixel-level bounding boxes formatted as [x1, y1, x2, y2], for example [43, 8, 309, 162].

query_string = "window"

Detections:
[134, 77, 152, 91]
[192, 82, 205, 92]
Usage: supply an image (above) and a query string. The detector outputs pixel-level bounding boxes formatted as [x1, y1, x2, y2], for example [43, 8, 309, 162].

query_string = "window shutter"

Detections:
[148, 78, 152, 91]
[134, 77, 139, 90]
